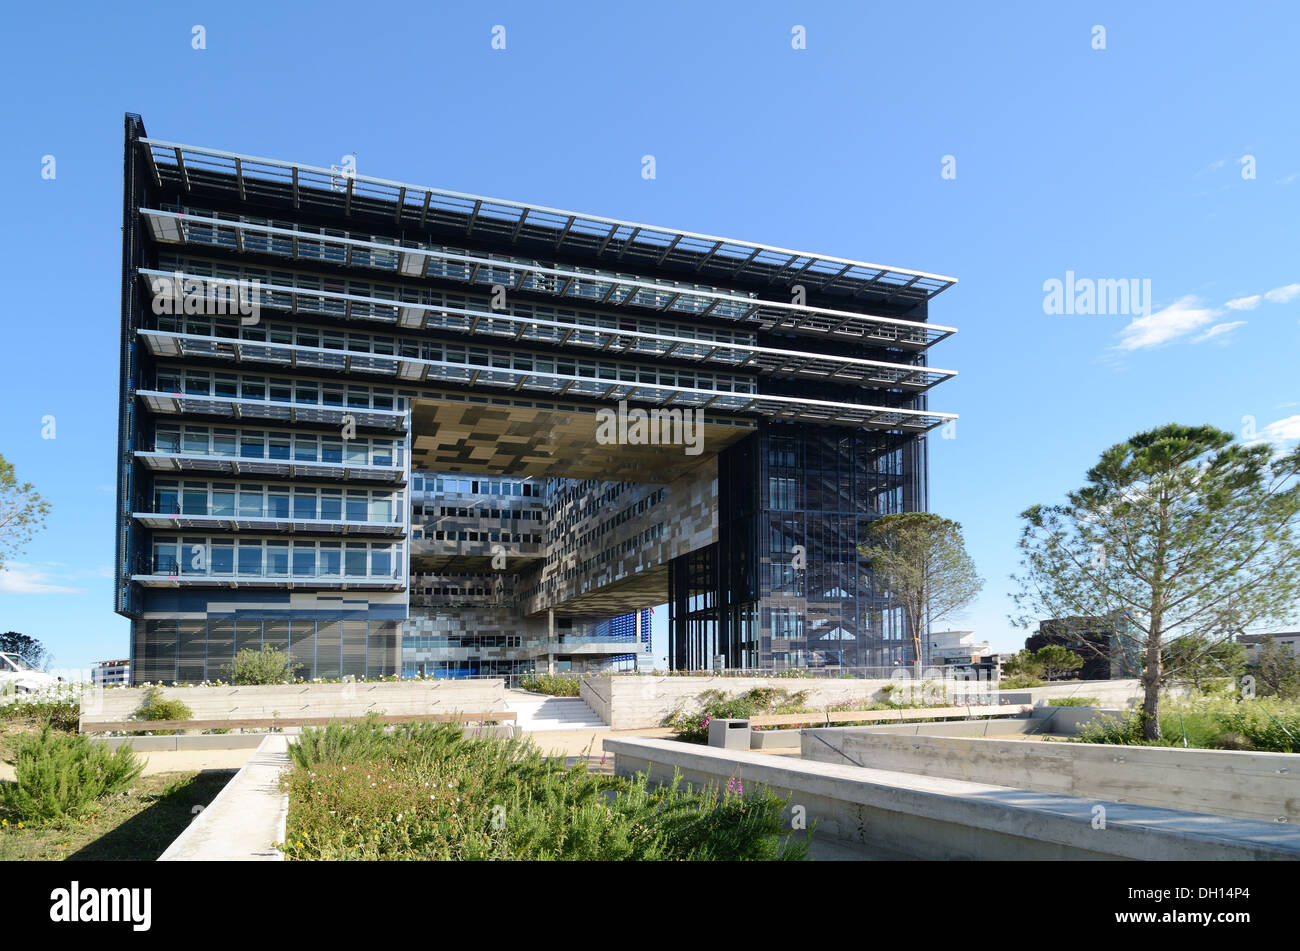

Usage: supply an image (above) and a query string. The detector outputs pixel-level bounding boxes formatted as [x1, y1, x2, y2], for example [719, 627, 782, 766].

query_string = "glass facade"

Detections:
[116, 115, 955, 683]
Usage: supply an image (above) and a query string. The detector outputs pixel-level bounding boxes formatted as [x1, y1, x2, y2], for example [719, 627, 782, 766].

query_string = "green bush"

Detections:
[999, 674, 1045, 689]
[1074, 696, 1300, 752]
[664, 687, 810, 743]
[0, 723, 144, 823]
[0, 697, 80, 732]
[520, 674, 580, 697]
[1048, 697, 1100, 707]
[231, 646, 301, 685]
[130, 687, 194, 734]
[282, 720, 809, 861]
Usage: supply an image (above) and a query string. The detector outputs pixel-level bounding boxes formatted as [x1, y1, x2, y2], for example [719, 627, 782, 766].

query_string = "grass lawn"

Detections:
[0, 769, 234, 861]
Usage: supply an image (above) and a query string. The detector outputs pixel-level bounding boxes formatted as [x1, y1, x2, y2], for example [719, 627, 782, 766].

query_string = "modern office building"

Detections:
[1028, 615, 1143, 680]
[115, 113, 958, 685]
[91, 659, 131, 686]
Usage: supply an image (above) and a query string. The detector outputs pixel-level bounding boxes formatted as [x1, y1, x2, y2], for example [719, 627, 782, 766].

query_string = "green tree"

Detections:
[0, 631, 49, 669]
[1161, 634, 1249, 691]
[1033, 644, 1083, 681]
[859, 512, 983, 675]
[1001, 649, 1044, 679]
[1251, 636, 1300, 700]
[231, 646, 301, 685]
[0, 454, 50, 573]
[1011, 424, 1300, 740]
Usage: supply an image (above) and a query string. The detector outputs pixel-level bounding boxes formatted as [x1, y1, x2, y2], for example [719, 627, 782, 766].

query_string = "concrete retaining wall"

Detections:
[581, 675, 1000, 730]
[81, 679, 506, 726]
[999, 679, 1191, 709]
[801, 728, 1300, 823]
[603, 737, 1300, 860]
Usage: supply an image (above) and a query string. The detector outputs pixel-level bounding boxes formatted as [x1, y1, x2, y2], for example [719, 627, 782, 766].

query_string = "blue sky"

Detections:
[1, 1, 1297, 672]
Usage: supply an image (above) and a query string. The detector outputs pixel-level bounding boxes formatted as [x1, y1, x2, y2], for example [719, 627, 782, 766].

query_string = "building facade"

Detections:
[115, 114, 958, 684]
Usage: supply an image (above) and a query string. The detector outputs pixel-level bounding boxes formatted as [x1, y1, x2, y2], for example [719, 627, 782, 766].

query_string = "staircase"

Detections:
[504, 690, 608, 732]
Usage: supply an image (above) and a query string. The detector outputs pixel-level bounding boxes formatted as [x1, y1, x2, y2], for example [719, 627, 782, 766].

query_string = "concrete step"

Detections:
[505, 695, 609, 731]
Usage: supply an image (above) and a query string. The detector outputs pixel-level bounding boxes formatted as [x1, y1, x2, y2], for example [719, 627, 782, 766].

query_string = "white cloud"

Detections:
[1115, 296, 1219, 351]
[0, 563, 87, 595]
[1225, 295, 1261, 311]
[1264, 283, 1300, 304]
[1251, 415, 1300, 448]
[1191, 320, 1246, 344]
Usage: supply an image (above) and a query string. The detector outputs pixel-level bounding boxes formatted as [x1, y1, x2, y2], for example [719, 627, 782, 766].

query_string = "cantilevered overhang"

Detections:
[408, 399, 747, 481]
[137, 141, 958, 304]
[138, 265, 953, 353]
[140, 212, 957, 344]
[136, 390, 409, 432]
[133, 450, 407, 484]
[136, 331, 956, 432]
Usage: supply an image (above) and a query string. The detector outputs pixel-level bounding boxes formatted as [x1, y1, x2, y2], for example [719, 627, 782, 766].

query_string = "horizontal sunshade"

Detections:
[137, 269, 956, 389]
[138, 140, 957, 304]
[137, 331, 956, 432]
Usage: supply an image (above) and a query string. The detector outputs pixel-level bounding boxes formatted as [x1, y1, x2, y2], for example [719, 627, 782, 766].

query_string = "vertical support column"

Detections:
[547, 608, 555, 675]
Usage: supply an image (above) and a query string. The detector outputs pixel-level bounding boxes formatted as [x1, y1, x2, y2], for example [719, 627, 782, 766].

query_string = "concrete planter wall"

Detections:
[581, 675, 946, 730]
[80, 679, 506, 726]
[801, 726, 1300, 823]
[603, 737, 1300, 860]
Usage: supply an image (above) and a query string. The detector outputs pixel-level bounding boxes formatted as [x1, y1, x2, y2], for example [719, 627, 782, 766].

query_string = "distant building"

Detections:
[1235, 632, 1300, 664]
[927, 630, 991, 667]
[92, 659, 131, 686]
[1028, 615, 1141, 680]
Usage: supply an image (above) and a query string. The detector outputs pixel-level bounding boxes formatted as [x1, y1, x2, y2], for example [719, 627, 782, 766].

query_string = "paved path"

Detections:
[158, 734, 289, 861]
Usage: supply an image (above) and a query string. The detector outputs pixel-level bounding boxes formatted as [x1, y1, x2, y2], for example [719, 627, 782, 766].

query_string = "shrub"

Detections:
[998, 674, 1044, 689]
[0, 697, 80, 732]
[520, 674, 580, 697]
[1048, 697, 1100, 707]
[664, 687, 810, 743]
[282, 720, 809, 861]
[130, 687, 194, 734]
[0, 723, 144, 823]
[231, 646, 301, 685]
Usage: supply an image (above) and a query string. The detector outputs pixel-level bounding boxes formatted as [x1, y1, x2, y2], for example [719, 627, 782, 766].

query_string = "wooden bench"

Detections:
[748, 704, 1031, 728]
[78, 711, 516, 733]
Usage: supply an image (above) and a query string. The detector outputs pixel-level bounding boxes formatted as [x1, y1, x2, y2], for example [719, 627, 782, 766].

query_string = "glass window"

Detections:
[345, 545, 367, 577]
[267, 491, 290, 519]
[320, 492, 342, 521]
[238, 486, 264, 518]
[371, 546, 391, 577]
[238, 543, 262, 576]
[268, 436, 291, 461]
[368, 496, 391, 523]
[155, 427, 181, 454]
[321, 439, 343, 464]
[240, 433, 265, 459]
[154, 482, 179, 514]
[294, 436, 317, 462]
[293, 490, 317, 521]
[212, 431, 237, 457]
[182, 430, 208, 454]
[211, 485, 236, 517]
[181, 539, 207, 575]
[153, 540, 178, 574]
[211, 540, 235, 575]
[345, 492, 368, 522]
[182, 484, 208, 516]
[319, 544, 341, 576]
[371, 440, 392, 467]
[266, 544, 289, 576]
[292, 544, 316, 577]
